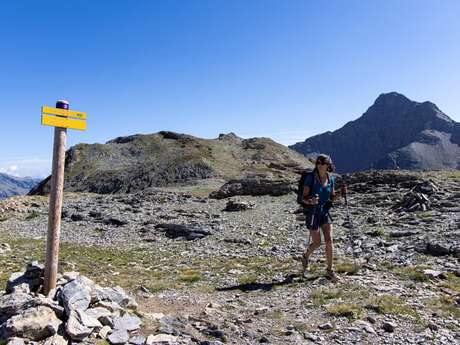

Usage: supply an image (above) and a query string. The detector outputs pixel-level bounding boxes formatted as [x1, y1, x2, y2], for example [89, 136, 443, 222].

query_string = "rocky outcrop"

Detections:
[30, 132, 313, 195]
[290, 92, 460, 173]
[209, 177, 295, 199]
[0, 264, 141, 344]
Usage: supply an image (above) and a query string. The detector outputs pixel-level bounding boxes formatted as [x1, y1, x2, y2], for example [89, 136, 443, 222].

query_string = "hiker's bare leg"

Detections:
[303, 229, 321, 259]
[322, 224, 334, 270]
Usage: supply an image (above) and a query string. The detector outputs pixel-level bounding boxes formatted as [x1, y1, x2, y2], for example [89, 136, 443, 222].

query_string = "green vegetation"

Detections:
[425, 295, 460, 319]
[326, 303, 363, 319]
[236, 273, 259, 285]
[25, 211, 40, 220]
[179, 269, 202, 283]
[0, 234, 187, 292]
[366, 294, 418, 317]
[368, 227, 385, 237]
[310, 287, 342, 306]
[440, 272, 460, 292]
[393, 266, 431, 282]
[335, 261, 360, 275]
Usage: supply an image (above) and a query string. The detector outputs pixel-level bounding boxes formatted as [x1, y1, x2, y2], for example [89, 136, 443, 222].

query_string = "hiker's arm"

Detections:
[302, 187, 316, 205]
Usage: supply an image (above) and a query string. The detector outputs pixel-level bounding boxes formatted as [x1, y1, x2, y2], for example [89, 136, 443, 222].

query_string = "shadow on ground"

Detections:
[216, 273, 321, 292]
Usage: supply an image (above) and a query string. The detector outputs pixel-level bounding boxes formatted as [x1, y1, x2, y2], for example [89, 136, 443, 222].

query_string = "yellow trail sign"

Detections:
[41, 106, 87, 130]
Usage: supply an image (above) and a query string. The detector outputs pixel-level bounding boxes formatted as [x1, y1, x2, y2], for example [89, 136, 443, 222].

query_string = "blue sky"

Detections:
[1, 0, 459, 177]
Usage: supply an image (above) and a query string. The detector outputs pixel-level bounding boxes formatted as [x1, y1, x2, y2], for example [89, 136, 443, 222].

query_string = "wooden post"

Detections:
[43, 100, 68, 295]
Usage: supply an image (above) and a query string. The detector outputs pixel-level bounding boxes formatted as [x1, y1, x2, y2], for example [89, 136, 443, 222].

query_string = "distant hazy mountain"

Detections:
[30, 131, 314, 195]
[0, 173, 42, 199]
[290, 92, 460, 173]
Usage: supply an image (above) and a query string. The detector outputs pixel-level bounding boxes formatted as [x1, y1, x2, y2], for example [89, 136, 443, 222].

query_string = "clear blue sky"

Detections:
[1, 0, 459, 177]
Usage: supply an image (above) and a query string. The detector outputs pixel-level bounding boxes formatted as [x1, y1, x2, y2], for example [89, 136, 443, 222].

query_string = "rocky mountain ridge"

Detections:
[0, 174, 41, 200]
[30, 131, 313, 196]
[290, 92, 460, 173]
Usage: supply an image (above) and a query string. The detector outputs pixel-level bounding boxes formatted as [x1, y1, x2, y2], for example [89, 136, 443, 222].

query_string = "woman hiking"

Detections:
[300, 154, 346, 282]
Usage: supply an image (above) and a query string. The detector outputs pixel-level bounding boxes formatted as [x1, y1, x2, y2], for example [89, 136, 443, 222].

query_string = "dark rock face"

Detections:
[290, 92, 460, 173]
[30, 132, 312, 195]
[0, 174, 41, 200]
[210, 178, 294, 199]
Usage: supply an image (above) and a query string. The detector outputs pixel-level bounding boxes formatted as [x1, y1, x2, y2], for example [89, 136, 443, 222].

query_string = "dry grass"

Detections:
[326, 303, 363, 319]
[425, 295, 460, 320]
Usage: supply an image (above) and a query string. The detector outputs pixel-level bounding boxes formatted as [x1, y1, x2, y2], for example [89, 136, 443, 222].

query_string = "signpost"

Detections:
[42, 100, 87, 294]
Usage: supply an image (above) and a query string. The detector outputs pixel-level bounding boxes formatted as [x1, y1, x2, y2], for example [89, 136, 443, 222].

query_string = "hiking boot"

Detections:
[300, 255, 309, 277]
[326, 269, 340, 282]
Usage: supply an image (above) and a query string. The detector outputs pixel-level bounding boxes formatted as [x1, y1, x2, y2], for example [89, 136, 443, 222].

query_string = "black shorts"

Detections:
[304, 207, 332, 230]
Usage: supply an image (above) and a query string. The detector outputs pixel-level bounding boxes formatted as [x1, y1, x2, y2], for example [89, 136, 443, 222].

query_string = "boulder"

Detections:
[155, 223, 211, 241]
[0, 243, 11, 255]
[0, 292, 37, 323]
[425, 243, 450, 256]
[146, 334, 178, 344]
[6, 272, 42, 294]
[382, 321, 396, 332]
[85, 306, 113, 321]
[113, 313, 142, 331]
[43, 334, 68, 345]
[1, 306, 61, 341]
[98, 325, 111, 339]
[129, 335, 146, 345]
[24, 261, 44, 279]
[6, 338, 25, 345]
[65, 310, 93, 341]
[108, 329, 129, 344]
[224, 200, 255, 212]
[100, 286, 137, 309]
[61, 276, 92, 315]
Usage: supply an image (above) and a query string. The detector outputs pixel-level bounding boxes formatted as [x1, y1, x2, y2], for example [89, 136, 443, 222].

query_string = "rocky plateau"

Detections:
[0, 169, 459, 344]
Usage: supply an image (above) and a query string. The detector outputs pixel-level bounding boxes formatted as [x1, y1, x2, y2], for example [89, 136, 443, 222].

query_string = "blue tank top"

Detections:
[304, 172, 334, 207]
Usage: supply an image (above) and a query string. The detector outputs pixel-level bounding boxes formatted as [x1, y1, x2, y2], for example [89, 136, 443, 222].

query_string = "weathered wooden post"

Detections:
[41, 100, 87, 294]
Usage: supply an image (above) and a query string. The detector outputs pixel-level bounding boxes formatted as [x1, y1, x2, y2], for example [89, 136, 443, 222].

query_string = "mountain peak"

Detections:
[373, 92, 413, 108]
[290, 93, 460, 173]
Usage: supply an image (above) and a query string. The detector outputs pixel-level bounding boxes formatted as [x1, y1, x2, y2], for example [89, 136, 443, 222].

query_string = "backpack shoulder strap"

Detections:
[308, 171, 316, 195]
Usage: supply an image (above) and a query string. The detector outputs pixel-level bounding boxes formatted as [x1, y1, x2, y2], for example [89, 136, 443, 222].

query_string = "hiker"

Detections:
[300, 154, 346, 281]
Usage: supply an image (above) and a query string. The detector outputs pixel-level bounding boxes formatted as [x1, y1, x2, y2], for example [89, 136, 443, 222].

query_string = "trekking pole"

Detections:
[343, 191, 359, 272]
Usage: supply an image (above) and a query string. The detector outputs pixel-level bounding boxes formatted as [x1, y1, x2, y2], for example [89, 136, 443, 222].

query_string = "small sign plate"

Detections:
[41, 106, 87, 130]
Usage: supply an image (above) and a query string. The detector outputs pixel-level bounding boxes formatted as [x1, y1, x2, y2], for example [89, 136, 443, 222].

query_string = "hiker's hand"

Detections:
[340, 185, 347, 196]
[304, 196, 319, 205]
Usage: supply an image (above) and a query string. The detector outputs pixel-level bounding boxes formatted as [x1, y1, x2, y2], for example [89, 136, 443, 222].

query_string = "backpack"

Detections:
[296, 171, 315, 205]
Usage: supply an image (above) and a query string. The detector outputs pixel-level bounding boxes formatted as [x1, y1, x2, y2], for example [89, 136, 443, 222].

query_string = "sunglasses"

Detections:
[316, 161, 329, 165]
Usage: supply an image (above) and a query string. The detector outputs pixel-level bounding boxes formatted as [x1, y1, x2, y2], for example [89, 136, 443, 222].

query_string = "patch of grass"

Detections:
[440, 272, 460, 292]
[366, 294, 418, 317]
[379, 260, 396, 270]
[311, 287, 342, 306]
[426, 295, 460, 319]
[416, 210, 434, 219]
[237, 273, 259, 285]
[293, 321, 312, 333]
[25, 211, 40, 220]
[144, 281, 174, 293]
[367, 227, 385, 237]
[0, 234, 180, 293]
[326, 303, 363, 319]
[335, 261, 360, 275]
[94, 341, 110, 345]
[179, 269, 202, 283]
[394, 265, 431, 283]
